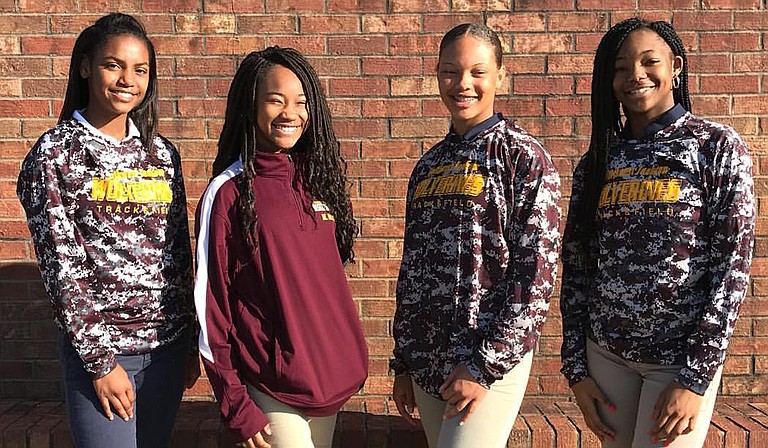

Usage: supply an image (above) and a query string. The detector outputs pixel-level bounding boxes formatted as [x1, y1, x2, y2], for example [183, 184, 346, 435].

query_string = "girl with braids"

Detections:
[195, 47, 367, 448]
[17, 13, 198, 448]
[391, 23, 561, 448]
[560, 18, 755, 447]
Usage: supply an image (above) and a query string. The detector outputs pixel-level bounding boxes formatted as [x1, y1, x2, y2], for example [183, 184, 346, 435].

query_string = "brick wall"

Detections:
[1, 1, 767, 415]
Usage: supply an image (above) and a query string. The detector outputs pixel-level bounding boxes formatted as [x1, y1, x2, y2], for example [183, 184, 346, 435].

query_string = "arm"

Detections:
[466, 139, 562, 387]
[559, 157, 597, 387]
[195, 194, 269, 442]
[678, 131, 755, 393]
[165, 144, 200, 386]
[17, 141, 116, 379]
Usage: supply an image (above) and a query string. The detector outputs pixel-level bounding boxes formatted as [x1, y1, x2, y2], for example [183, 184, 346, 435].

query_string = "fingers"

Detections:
[572, 378, 616, 442]
[439, 370, 457, 397]
[442, 398, 469, 421]
[98, 395, 114, 421]
[579, 397, 616, 442]
[393, 376, 418, 425]
[253, 431, 272, 448]
[108, 391, 132, 421]
[459, 399, 480, 426]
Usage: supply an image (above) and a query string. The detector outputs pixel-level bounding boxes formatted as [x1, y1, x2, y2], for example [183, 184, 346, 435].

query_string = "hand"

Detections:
[92, 364, 134, 421]
[184, 352, 201, 389]
[392, 374, 418, 425]
[235, 424, 272, 448]
[439, 365, 487, 425]
[649, 381, 703, 445]
[571, 377, 616, 443]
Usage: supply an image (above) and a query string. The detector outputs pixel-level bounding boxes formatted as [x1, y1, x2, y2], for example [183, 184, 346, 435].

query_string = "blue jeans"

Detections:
[58, 332, 189, 448]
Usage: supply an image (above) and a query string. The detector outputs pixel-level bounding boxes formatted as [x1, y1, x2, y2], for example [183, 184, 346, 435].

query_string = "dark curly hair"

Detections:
[577, 18, 691, 235]
[59, 13, 159, 153]
[212, 46, 357, 262]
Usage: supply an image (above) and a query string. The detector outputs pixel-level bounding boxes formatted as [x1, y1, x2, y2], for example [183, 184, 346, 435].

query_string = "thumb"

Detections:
[592, 384, 615, 411]
[263, 423, 272, 436]
[439, 370, 456, 394]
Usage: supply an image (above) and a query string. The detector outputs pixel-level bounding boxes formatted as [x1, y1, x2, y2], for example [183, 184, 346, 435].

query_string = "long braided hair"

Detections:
[59, 13, 159, 153]
[578, 18, 692, 233]
[212, 47, 357, 262]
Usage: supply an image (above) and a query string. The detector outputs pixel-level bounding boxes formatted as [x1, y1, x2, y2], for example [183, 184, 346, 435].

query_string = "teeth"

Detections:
[629, 87, 652, 94]
[453, 96, 476, 103]
[275, 125, 298, 133]
[114, 92, 133, 100]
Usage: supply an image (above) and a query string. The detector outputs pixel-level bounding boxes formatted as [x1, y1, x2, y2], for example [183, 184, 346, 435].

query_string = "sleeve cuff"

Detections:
[389, 357, 407, 376]
[466, 357, 497, 389]
[676, 368, 709, 396]
[86, 354, 117, 380]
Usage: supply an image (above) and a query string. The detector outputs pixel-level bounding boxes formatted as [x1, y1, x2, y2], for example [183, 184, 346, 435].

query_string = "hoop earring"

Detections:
[672, 76, 680, 89]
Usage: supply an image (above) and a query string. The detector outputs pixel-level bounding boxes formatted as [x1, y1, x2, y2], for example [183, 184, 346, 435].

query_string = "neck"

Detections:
[82, 109, 129, 141]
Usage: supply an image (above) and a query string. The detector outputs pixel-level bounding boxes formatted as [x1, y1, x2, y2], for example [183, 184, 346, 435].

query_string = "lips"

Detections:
[449, 95, 478, 108]
[625, 85, 655, 96]
[272, 123, 300, 134]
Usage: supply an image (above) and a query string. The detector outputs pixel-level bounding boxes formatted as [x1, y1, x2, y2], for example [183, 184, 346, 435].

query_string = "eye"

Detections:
[105, 62, 121, 70]
[135, 67, 148, 75]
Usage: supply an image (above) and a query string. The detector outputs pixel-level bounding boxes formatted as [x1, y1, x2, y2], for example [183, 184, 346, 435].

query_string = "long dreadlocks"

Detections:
[212, 47, 357, 262]
[579, 18, 692, 233]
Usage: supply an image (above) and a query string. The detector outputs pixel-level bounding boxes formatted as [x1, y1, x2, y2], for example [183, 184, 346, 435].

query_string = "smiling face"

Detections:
[612, 28, 683, 131]
[255, 64, 309, 153]
[437, 35, 505, 136]
[80, 34, 150, 127]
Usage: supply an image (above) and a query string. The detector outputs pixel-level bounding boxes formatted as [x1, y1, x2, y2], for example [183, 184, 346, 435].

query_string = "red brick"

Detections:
[0, 15, 48, 33]
[390, 0, 449, 12]
[391, 119, 447, 138]
[329, 78, 389, 96]
[673, 11, 734, 30]
[547, 54, 594, 74]
[516, 0, 572, 9]
[142, 0, 199, 12]
[176, 57, 235, 76]
[205, 37, 264, 57]
[423, 14, 484, 32]
[548, 12, 609, 32]
[0, 58, 50, 76]
[21, 79, 67, 98]
[703, 0, 760, 8]
[328, 0, 386, 12]
[18, 0, 77, 12]
[152, 37, 204, 55]
[327, 99, 361, 117]
[361, 259, 402, 277]
[363, 99, 420, 118]
[265, 36, 326, 55]
[266, 0, 324, 11]
[362, 15, 420, 33]
[333, 119, 387, 139]
[301, 15, 359, 34]
[328, 36, 387, 55]
[700, 32, 760, 51]
[390, 35, 442, 55]
[487, 13, 547, 32]
[0, 101, 49, 118]
[204, 0, 264, 12]
[362, 57, 422, 76]
[236, 15, 296, 33]
[640, 0, 697, 7]
[700, 75, 759, 94]
[514, 34, 573, 54]
[514, 76, 574, 95]
[361, 140, 421, 159]
[306, 56, 360, 76]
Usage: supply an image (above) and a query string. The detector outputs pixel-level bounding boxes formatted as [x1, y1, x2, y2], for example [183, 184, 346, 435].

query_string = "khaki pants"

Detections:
[246, 385, 337, 448]
[587, 339, 721, 448]
[413, 351, 533, 448]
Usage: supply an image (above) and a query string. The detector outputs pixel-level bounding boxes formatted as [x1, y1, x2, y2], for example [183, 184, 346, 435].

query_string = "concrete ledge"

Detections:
[2, 399, 768, 447]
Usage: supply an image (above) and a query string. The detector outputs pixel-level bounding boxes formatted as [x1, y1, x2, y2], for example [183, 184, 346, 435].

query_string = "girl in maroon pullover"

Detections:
[194, 47, 368, 448]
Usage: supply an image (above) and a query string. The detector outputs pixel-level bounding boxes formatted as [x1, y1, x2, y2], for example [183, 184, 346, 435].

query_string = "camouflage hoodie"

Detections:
[391, 115, 561, 397]
[17, 111, 194, 379]
[560, 106, 755, 395]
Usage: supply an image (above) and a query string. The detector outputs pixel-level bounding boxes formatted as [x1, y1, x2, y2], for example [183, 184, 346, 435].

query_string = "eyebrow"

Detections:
[101, 56, 149, 67]
[265, 91, 306, 97]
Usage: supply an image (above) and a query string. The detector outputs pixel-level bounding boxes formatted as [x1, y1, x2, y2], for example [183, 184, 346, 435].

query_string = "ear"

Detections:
[79, 56, 91, 79]
[672, 55, 683, 79]
[496, 64, 506, 89]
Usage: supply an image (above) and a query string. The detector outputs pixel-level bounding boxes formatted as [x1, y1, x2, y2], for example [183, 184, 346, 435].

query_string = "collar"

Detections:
[73, 109, 141, 144]
[449, 113, 504, 142]
[621, 104, 686, 140]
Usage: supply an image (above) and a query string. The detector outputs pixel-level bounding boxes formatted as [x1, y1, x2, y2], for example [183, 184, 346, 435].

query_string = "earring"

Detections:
[672, 76, 680, 89]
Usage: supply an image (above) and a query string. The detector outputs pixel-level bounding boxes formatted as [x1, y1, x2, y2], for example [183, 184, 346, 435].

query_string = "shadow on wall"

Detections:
[0, 262, 62, 400]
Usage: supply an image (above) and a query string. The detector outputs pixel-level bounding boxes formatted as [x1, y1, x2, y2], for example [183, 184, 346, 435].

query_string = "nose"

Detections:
[458, 71, 472, 89]
[629, 63, 647, 81]
[118, 70, 135, 87]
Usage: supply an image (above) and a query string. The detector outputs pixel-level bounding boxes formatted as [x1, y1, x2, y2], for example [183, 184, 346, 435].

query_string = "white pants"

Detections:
[246, 385, 337, 448]
[587, 339, 721, 448]
[412, 351, 533, 448]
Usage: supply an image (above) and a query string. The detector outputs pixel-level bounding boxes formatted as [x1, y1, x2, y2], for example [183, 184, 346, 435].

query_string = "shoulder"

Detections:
[28, 120, 82, 159]
[200, 161, 245, 217]
[681, 114, 750, 159]
[497, 119, 557, 172]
